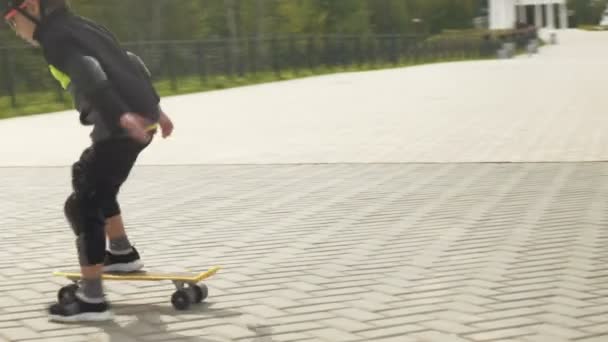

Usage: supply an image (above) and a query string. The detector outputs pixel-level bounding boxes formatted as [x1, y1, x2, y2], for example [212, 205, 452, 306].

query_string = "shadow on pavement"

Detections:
[79, 301, 275, 342]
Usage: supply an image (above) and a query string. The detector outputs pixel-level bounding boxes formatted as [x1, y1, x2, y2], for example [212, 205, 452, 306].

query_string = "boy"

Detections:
[2, 0, 174, 322]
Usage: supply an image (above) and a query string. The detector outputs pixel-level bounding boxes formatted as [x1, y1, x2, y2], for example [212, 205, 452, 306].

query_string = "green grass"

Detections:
[0, 52, 494, 119]
[426, 28, 528, 42]
[0, 91, 73, 119]
[578, 25, 608, 31]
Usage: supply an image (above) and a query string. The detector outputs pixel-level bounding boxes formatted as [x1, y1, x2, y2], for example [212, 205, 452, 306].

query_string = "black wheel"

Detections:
[58, 284, 79, 303]
[171, 290, 191, 310]
[193, 284, 208, 303]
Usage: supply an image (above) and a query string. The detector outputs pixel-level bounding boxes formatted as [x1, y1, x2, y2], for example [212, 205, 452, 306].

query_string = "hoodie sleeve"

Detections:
[49, 43, 131, 129]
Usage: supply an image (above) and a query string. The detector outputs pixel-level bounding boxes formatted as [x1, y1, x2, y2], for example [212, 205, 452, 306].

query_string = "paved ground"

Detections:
[1, 163, 608, 342]
[0, 29, 608, 342]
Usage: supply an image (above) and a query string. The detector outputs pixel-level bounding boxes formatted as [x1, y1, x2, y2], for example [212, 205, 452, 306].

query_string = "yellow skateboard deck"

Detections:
[53, 266, 221, 283]
[53, 266, 221, 310]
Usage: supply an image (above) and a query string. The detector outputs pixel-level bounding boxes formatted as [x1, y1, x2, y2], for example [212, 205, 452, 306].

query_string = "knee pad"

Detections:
[75, 226, 106, 266]
[71, 146, 97, 192]
[65, 193, 106, 265]
[64, 192, 105, 234]
[83, 220, 106, 264]
[66, 148, 98, 235]
[64, 193, 84, 236]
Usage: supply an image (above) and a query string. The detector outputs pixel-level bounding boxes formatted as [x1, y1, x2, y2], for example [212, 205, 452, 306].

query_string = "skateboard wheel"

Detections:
[171, 290, 191, 310]
[193, 284, 208, 303]
[58, 284, 79, 303]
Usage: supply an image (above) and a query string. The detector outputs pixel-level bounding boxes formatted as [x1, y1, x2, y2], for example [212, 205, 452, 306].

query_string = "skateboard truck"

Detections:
[169, 280, 208, 310]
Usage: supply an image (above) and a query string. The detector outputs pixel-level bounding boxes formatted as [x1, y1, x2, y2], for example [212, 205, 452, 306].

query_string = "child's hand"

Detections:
[120, 112, 152, 144]
[159, 110, 174, 138]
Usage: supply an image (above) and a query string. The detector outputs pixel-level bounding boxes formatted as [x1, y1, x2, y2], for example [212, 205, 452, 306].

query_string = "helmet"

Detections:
[2, 0, 26, 20]
[2, 0, 59, 24]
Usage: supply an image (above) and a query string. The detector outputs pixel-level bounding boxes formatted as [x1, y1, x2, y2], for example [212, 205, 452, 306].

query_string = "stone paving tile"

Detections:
[0, 163, 607, 341]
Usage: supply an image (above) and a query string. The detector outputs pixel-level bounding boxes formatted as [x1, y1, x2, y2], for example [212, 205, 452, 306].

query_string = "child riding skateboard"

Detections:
[2, 0, 174, 322]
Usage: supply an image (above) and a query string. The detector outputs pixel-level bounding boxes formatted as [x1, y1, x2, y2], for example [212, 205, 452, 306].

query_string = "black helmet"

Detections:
[2, 0, 62, 24]
[2, 0, 26, 20]
[2, 0, 31, 31]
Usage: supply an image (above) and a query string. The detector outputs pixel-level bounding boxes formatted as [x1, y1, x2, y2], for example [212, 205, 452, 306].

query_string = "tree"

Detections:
[568, 0, 608, 25]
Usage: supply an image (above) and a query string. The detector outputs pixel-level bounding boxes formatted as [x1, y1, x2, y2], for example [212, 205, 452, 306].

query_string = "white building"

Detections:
[600, 4, 608, 26]
[489, 0, 569, 30]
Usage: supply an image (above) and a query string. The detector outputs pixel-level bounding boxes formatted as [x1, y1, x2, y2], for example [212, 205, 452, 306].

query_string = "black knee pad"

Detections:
[71, 147, 94, 194]
[75, 223, 106, 266]
[64, 193, 84, 236]
[64, 193, 106, 265]
[67, 148, 98, 235]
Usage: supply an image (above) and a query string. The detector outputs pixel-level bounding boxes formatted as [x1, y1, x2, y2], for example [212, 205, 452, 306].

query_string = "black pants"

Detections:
[65, 137, 150, 265]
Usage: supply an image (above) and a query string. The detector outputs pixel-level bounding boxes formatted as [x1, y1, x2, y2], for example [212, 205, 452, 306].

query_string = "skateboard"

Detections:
[53, 266, 221, 311]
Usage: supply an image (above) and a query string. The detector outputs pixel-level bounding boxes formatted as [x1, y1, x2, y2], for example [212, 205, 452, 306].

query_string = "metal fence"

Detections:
[0, 30, 535, 112]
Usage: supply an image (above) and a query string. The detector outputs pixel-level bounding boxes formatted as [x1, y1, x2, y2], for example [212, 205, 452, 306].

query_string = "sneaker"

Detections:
[49, 295, 113, 322]
[103, 247, 144, 273]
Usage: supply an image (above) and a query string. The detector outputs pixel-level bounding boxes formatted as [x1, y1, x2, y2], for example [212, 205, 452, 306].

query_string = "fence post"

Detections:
[248, 36, 257, 78]
[322, 35, 330, 70]
[271, 35, 281, 78]
[355, 36, 362, 68]
[337, 35, 343, 68]
[237, 38, 245, 78]
[332, 35, 339, 68]
[381, 36, 387, 65]
[164, 42, 177, 91]
[1, 48, 17, 108]
[306, 35, 314, 73]
[289, 34, 298, 76]
[197, 41, 207, 86]
[369, 36, 376, 67]
[340, 35, 349, 70]
[223, 39, 233, 79]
